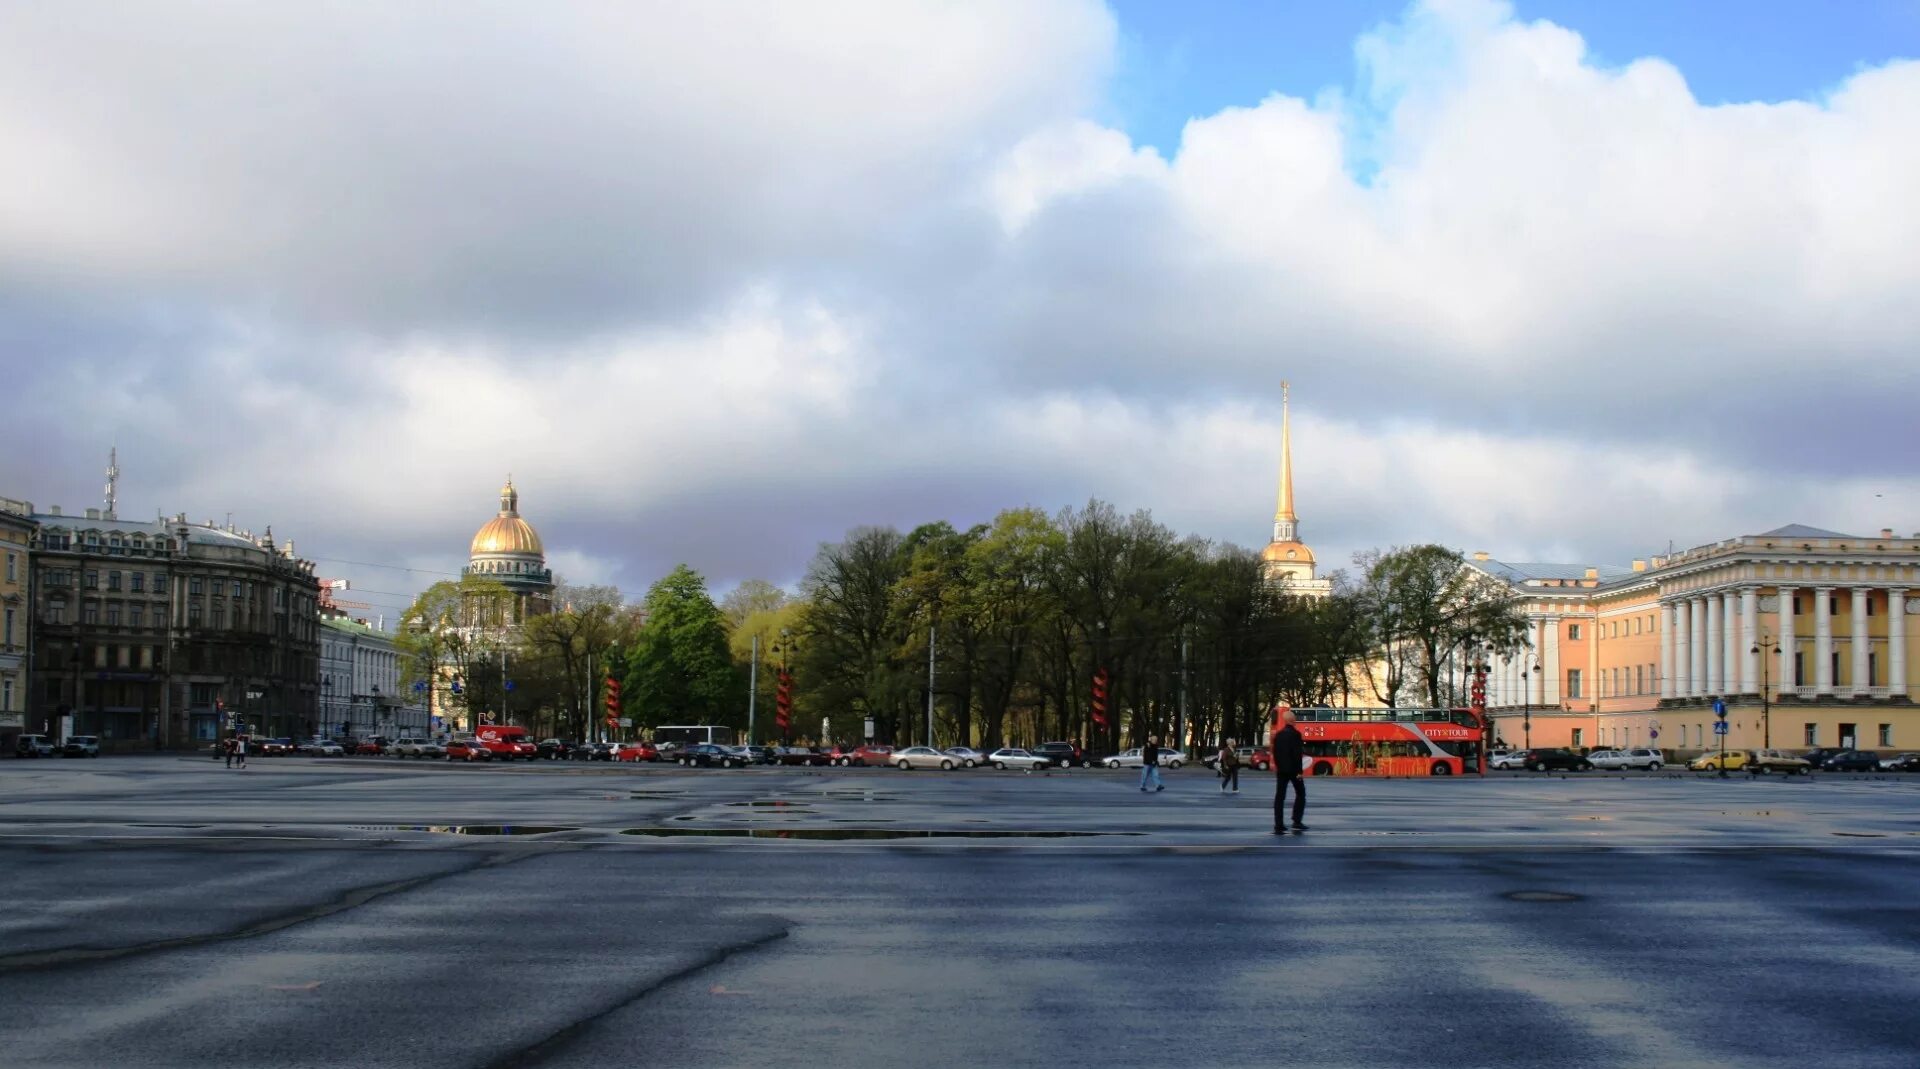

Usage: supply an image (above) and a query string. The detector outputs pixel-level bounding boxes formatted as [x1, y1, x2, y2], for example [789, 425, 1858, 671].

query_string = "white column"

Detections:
[1814, 587, 1835, 695]
[1534, 619, 1548, 706]
[1660, 601, 1676, 699]
[1676, 599, 1693, 696]
[1741, 587, 1760, 694]
[1777, 586, 1796, 694]
[1852, 587, 1871, 695]
[1690, 596, 1708, 698]
[1723, 591, 1740, 695]
[1890, 589, 1907, 698]
[1543, 617, 1562, 705]
[1706, 594, 1724, 695]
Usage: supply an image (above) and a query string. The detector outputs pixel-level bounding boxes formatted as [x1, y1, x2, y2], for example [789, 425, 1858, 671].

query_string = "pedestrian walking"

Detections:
[1272, 708, 1306, 833]
[1139, 736, 1164, 792]
[1217, 738, 1239, 793]
[222, 736, 235, 768]
[234, 734, 248, 769]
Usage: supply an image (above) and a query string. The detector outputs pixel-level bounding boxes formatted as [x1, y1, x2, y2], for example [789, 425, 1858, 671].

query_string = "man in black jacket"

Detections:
[1139, 736, 1164, 793]
[1271, 707, 1306, 833]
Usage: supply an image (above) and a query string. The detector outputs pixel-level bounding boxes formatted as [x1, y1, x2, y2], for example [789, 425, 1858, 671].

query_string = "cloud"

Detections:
[2, 0, 1916, 608]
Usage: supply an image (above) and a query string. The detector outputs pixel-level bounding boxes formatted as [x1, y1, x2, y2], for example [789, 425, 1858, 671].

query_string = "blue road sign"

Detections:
[505, 680, 516, 692]
[1713, 720, 1729, 735]
[1712, 699, 1727, 719]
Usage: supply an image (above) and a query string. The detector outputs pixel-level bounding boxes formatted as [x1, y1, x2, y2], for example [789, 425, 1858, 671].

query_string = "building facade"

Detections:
[1260, 383, 1332, 598]
[0, 499, 32, 747]
[22, 504, 320, 747]
[1469, 524, 1918, 755]
[319, 613, 422, 738]
[464, 478, 554, 623]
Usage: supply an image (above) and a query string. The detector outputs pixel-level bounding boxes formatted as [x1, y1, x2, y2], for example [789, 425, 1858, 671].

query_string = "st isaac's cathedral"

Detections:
[464, 477, 554, 623]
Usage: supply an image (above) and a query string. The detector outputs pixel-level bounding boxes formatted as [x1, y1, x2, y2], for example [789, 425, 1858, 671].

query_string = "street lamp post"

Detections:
[1522, 662, 1542, 752]
[1752, 635, 1782, 750]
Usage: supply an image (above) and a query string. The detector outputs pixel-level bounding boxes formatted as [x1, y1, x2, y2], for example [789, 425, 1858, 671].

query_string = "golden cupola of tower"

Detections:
[470, 478, 544, 557]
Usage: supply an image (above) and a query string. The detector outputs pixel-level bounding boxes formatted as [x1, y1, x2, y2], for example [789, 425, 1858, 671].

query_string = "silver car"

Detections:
[1103, 747, 1187, 770]
[942, 747, 986, 768]
[1586, 749, 1635, 770]
[1489, 750, 1529, 770]
[892, 746, 958, 770]
[986, 748, 1054, 770]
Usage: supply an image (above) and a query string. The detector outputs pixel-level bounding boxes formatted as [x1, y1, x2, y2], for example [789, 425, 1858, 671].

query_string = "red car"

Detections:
[834, 745, 895, 768]
[445, 739, 493, 762]
[354, 737, 388, 756]
[614, 742, 658, 763]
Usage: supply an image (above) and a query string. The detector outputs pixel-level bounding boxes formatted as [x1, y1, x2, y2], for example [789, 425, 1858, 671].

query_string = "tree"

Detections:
[1359, 545, 1529, 708]
[720, 579, 790, 629]
[397, 574, 515, 732]
[798, 527, 911, 743]
[518, 583, 630, 740]
[730, 599, 808, 743]
[625, 565, 739, 730]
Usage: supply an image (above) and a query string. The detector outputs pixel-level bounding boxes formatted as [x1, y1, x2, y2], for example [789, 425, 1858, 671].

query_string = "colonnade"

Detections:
[1659, 586, 1909, 700]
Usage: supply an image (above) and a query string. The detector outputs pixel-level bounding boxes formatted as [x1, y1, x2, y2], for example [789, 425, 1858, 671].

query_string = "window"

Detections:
[188, 602, 201, 624]
[1832, 651, 1841, 684]
[116, 645, 130, 668]
[189, 577, 203, 595]
[1839, 723, 1857, 749]
[84, 571, 99, 589]
[1568, 623, 1582, 640]
[1793, 595, 1802, 615]
[1, 679, 10, 712]
[130, 572, 144, 593]
[1866, 594, 1876, 617]
[231, 580, 242, 597]
[106, 604, 121, 626]
[1879, 724, 1892, 747]
[1830, 595, 1839, 616]
[212, 605, 226, 629]
[2, 607, 12, 646]
[1869, 653, 1878, 687]
[107, 571, 121, 591]
[1804, 723, 1818, 746]
[1794, 652, 1805, 686]
[1571, 728, 1584, 748]
[154, 574, 168, 594]
[4, 552, 13, 582]
[82, 603, 99, 625]
[130, 606, 144, 628]
[1567, 669, 1583, 698]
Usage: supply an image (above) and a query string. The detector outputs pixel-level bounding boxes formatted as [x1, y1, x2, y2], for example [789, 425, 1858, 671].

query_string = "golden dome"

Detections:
[471, 515, 543, 557]
[469, 478, 544, 557]
[1262, 540, 1314, 564]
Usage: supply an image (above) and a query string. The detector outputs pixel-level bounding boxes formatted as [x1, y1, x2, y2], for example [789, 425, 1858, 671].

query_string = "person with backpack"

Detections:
[1139, 736, 1164, 793]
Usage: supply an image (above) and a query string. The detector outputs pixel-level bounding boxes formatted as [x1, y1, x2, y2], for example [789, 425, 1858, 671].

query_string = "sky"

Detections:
[2, 0, 1917, 621]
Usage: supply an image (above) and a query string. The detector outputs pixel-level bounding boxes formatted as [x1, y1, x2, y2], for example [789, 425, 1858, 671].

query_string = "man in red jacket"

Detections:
[1271, 706, 1306, 834]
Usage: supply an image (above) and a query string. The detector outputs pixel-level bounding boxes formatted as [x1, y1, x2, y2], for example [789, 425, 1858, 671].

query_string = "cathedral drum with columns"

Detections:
[464, 478, 554, 623]
[1467, 525, 1919, 757]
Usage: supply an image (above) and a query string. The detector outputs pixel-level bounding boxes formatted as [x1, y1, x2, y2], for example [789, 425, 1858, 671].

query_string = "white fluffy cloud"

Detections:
[2, 0, 1916, 610]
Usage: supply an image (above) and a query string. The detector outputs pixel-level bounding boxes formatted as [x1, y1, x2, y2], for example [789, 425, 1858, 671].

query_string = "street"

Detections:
[2, 756, 1917, 1068]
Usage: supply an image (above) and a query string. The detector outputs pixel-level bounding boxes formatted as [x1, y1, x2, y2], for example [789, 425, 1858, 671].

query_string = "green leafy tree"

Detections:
[625, 565, 739, 730]
[397, 574, 515, 732]
[518, 583, 631, 740]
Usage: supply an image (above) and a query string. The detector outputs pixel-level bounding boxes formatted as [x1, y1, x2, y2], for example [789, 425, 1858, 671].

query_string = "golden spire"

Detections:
[1274, 381, 1296, 525]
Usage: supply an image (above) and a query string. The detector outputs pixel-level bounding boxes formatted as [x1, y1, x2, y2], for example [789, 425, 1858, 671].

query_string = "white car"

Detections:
[1586, 749, 1635, 770]
[942, 747, 986, 768]
[299, 738, 345, 757]
[1878, 752, 1920, 770]
[892, 746, 958, 770]
[1489, 750, 1529, 770]
[1103, 748, 1187, 770]
[985, 748, 1054, 770]
[1622, 748, 1665, 770]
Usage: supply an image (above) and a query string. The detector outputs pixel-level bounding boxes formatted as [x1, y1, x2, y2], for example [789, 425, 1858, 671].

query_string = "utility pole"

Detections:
[748, 633, 759, 745]
[1178, 626, 1189, 752]
[925, 623, 936, 747]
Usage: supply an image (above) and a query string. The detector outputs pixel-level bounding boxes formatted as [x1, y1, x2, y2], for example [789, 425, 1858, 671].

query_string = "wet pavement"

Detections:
[2, 755, 1917, 1067]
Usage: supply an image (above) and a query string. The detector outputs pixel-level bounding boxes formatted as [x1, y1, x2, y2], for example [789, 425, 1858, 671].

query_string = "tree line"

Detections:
[397, 500, 1527, 751]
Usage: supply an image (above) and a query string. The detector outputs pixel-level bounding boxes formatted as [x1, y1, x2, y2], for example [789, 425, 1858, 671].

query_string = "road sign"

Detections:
[1713, 720, 1729, 735]
[1712, 699, 1727, 719]
[617, 717, 632, 727]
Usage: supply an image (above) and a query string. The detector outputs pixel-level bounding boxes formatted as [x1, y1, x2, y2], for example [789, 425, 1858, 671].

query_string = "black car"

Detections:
[1799, 747, 1848, 767]
[1033, 741, 1086, 768]
[573, 742, 614, 762]
[1523, 748, 1592, 772]
[1821, 750, 1881, 772]
[775, 746, 830, 766]
[537, 738, 584, 760]
[676, 743, 746, 768]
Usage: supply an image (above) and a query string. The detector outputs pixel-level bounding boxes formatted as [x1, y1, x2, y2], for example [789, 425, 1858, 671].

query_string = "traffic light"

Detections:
[604, 675, 622, 724]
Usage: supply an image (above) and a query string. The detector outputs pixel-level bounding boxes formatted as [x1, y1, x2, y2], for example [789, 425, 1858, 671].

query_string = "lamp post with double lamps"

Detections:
[1752, 635, 1783, 750]
[1521, 662, 1542, 753]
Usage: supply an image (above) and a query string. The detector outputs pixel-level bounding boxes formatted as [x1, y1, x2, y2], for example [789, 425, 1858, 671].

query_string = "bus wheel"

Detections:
[1431, 762, 1452, 776]
[1312, 762, 1333, 776]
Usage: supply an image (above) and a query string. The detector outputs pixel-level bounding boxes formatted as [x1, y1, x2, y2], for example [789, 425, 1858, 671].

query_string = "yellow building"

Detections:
[0, 498, 32, 744]
[1260, 383, 1331, 598]
[1469, 524, 1918, 756]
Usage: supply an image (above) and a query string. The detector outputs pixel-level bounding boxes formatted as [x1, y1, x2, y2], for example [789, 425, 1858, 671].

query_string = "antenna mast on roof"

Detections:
[103, 446, 119, 520]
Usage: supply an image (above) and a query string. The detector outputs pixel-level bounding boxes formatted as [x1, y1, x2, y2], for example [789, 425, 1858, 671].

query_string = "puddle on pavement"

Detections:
[620, 828, 1136, 840]
[724, 801, 814, 809]
[1502, 890, 1583, 903]
[348, 824, 577, 836]
[1832, 832, 1888, 838]
[627, 791, 685, 798]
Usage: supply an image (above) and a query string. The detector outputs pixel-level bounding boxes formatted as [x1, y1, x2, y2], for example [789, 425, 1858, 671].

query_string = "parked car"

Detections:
[834, 745, 895, 768]
[1520, 748, 1591, 772]
[1622, 748, 1666, 771]
[1033, 741, 1086, 768]
[1103, 747, 1188, 770]
[354, 736, 389, 756]
[986, 748, 1054, 770]
[614, 741, 659, 763]
[1586, 749, 1635, 770]
[257, 738, 296, 756]
[444, 738, 493, 762]
[536, 738, 583, 760]
[891, 746, 958, 770]
[299, 738, 346, 757]
[654, 741, 683, 762]
[14, 734, 56, 758]
[576, 742, 614, 762]
[1688, 749, 1749, 771]
[1746, 748, 1812, 775]
[942, 747, 987, 768]
[739, 745, 779, 765]
[677, 743, 746, 768]
[1799, 747, 1848, 767]
[1201, 746, 1273, 772]
[1821, 750, 1881, 772]
[1879, 752, 1920, 772]
[390, 737, 434, 758]
[1489, 750, 1530, 771]
[60, 735, 101, 758]
[776, 746, 831, 766]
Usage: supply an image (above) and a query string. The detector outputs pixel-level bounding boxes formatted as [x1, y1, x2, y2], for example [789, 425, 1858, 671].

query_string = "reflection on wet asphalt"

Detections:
[1, 755, 1916, 1068]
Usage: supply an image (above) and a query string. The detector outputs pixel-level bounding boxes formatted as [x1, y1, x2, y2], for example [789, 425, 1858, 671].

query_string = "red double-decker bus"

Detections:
[1274, 707, 1483, 777]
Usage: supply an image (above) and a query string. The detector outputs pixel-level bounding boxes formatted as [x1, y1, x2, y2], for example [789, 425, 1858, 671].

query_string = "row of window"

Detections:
[35, 529, 178, 555]
[1571, 591, 1899, 644]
